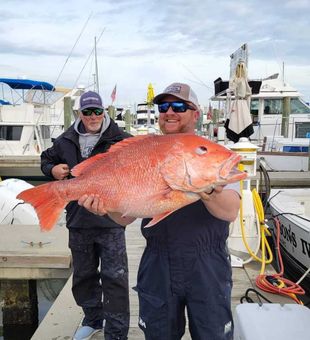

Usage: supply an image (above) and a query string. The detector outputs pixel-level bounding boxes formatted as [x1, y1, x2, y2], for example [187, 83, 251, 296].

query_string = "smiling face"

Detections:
[79, 109, 105, 134]
[158, 95, 200, 134]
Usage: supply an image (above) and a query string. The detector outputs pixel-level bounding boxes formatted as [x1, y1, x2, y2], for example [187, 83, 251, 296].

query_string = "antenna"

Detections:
[72, 27, 106, 90]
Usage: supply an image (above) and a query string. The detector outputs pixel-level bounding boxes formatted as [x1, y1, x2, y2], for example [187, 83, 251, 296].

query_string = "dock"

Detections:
[259, 170, 310, 188]
[0, 224, 72, 339]
[0, 224, 71, 280]
[0, 156, 42, 178]
[31, 219, 296, 340]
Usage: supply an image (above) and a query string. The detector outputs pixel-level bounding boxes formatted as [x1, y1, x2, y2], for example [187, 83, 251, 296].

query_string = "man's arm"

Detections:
[200, 184, 241, 222]
[41, 143, 69, 180]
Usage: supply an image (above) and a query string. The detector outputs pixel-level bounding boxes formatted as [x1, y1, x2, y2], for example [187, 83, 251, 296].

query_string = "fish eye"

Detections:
[196, 146, 208, 155]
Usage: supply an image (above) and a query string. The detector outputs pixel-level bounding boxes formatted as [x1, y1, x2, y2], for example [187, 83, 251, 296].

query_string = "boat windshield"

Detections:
[263, 99, 283, 114]
[251, 98, 310, 116]
[291, 98, 310, 114]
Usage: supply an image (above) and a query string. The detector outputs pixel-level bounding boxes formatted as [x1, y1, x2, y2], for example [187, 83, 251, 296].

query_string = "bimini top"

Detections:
[0, 78, 55, 91]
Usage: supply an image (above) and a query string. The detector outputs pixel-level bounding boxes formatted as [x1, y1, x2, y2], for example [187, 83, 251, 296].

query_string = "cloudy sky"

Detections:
[1, 0, 310, 108]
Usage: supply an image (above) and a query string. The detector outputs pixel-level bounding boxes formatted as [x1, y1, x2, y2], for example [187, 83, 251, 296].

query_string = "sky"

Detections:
[1, 0, 310, 109]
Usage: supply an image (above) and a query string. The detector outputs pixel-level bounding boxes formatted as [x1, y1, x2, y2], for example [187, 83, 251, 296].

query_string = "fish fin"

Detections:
[71, 153, 109, 177]
[143, 211, 175, 228]
[16, 183, 67, 232]
[143, 190, 200, 228]
[71, 135, 152, 177]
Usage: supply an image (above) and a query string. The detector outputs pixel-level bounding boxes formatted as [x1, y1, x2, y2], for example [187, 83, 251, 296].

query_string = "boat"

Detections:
[267, 188, 310, 293]
[212, 73, 310, 142]
[210, 44, 310, 172]
[0, 78, 83, 181]
[133, 102, 159, 135]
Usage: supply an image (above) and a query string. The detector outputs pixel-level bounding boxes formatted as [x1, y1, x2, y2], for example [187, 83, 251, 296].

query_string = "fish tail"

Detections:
[16, 183, 67, 231]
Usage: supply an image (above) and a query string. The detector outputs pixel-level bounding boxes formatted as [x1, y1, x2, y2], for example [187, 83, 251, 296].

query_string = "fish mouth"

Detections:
[218, 153, 247, 182]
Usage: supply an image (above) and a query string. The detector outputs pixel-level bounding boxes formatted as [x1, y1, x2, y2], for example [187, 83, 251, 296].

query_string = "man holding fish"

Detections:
[40, 91, 131, 340]
[79, 83, 241, 339]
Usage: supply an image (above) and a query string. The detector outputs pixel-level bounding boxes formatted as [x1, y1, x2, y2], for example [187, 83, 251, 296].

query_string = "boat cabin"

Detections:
[212, 74, 310, 144]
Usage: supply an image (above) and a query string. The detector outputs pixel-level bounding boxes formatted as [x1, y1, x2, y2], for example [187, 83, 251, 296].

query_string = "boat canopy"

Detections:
[0, 99, 11, 105]
[0, 78, 55, 91]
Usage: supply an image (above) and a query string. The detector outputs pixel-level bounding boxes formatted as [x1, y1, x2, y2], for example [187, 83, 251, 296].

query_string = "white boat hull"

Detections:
[268, 188, 310, 290]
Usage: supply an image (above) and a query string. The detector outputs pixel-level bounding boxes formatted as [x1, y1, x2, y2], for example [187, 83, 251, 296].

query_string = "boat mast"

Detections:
[94, 36, 100, 94]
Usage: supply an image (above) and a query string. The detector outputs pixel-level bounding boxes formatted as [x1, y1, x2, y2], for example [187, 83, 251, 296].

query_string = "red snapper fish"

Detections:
[17, 134, 247, 231]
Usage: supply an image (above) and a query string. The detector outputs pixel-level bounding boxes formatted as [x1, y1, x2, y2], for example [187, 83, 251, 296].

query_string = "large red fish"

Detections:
[17, 134, 247, 231]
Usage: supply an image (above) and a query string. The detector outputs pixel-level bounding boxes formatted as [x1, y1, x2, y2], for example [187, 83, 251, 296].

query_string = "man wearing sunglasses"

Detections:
[79, 83, 240, 340]
[41, 91, 131, 340]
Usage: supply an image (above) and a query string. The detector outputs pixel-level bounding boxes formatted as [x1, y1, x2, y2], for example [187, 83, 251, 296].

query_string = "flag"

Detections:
[207, 102, 213, 120]
[111, 84, 117, 103]
[147, 83, 155, 107]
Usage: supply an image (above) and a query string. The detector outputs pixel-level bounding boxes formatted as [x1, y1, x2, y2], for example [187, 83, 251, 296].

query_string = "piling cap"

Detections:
[229, 137, 259, 151]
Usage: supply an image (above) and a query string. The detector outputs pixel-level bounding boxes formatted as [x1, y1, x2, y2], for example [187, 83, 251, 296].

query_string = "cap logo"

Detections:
[82, 96, 100, 103]
[166, 85, 182, 94]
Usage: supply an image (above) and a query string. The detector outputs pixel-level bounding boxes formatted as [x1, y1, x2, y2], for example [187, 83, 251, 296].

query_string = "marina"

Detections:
[0, 30, 310, 339]
[1, 0, 310, 337]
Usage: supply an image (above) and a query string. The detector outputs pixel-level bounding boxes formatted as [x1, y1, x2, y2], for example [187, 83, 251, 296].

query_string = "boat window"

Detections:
[295, 122, 310, 138]
[250, 99, 259, 115]
[291, 98, 310, 114]
[283, 145, 309, 152]
[250, 99, 259, 124]
[137, 118, 147, 125]
[263, 99, 282, 114]
[0, 125, 23, 140]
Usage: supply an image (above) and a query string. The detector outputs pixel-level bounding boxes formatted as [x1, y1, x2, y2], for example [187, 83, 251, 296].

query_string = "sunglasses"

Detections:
[81, 108, 104, 116]
[158, 102, 196, 113]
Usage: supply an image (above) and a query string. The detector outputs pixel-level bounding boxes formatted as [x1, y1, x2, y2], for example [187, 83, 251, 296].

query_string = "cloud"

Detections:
[1, 0, 310, 104]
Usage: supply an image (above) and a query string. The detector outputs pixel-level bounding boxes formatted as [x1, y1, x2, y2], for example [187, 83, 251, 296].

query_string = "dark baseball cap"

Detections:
[79, 91, 104, 111]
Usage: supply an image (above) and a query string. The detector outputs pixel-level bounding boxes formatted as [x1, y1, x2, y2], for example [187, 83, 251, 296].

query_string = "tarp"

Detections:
[0, 78, 55, 91]
[225, 62, 254, 142]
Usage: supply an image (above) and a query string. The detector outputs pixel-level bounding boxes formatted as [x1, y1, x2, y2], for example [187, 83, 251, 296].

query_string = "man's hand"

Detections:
[52, 164, 70, 180]
[199, 185, 240, 222]
[78, 194, 107, 216]
[199, 185, 223, 201]
[78, 194, 136, 226]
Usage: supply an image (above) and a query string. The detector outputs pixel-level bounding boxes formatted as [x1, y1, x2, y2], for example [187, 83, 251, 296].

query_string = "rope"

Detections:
[255, 216, 305, 304]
